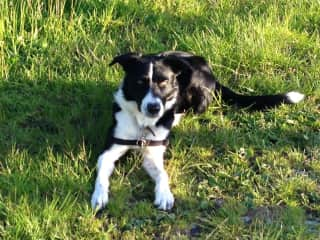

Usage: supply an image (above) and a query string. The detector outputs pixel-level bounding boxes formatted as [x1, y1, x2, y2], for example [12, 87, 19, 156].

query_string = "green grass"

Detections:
[1, 0, 320, 239]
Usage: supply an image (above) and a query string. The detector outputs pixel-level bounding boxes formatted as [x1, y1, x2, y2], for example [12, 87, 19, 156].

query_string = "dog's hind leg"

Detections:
[91, 145, 129, 211]
[142, 146, 174, 210]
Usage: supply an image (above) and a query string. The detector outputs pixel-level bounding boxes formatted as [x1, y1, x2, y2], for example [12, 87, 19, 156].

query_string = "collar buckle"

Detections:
[136, 138, 147, 147]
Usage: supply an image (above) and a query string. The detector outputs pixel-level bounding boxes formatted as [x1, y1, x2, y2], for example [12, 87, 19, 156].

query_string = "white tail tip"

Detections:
[286, 91, 305, 103]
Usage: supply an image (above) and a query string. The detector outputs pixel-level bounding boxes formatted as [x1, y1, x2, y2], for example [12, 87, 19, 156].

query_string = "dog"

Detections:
[91, 51, 305, 211]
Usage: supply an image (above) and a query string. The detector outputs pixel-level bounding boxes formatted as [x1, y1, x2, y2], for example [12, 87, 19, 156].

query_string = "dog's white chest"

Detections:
[114, 110, 170, 141]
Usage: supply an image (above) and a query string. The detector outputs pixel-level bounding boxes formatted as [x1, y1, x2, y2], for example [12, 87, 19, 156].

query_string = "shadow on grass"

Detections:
[0, 78, 117, 162]
[0, 77, 121, 211]
[1, 75, 316, 190]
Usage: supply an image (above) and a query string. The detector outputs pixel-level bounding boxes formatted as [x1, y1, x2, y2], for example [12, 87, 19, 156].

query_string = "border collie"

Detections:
[91, 51, 304, 211]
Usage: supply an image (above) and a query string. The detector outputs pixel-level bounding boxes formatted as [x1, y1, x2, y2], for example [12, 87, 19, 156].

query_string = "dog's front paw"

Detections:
[91, 184, 109, 211]
[154, 187, 174, 210]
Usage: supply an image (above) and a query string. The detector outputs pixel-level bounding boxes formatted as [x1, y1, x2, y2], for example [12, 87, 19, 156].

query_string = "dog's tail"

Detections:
[215, 82, 305, 110]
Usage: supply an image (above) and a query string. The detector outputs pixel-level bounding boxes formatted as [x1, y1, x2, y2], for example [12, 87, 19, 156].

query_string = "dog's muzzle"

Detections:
[141, 91, 164, 118]
[147, 102, 161, 115]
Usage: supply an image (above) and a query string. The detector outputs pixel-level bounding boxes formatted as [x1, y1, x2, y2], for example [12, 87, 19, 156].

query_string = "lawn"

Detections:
[1, 0, 320, 239]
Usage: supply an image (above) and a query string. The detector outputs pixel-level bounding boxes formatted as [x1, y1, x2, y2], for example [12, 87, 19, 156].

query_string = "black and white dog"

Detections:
[91, 51, 304, 211]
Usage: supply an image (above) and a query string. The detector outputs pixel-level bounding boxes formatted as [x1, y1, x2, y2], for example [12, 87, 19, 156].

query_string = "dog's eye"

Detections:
[159, 80, 169, 88]
[137, 80, 144, 85]
[137, 77, 149, 85]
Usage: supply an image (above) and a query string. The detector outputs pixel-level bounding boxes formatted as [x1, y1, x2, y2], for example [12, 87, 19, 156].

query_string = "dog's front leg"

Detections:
[142, 146, 174, 210]
[91, 145, 129, 211]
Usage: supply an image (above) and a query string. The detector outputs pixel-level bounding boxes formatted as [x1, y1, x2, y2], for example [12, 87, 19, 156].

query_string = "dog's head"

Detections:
[110, 52, 191, 119]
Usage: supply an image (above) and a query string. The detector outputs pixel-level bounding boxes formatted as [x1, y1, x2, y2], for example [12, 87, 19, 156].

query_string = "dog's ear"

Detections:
[109, 52, 142, 72]
[162, 55, 192, 76]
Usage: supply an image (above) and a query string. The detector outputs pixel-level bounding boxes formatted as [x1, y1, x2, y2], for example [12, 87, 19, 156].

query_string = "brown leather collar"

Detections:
[111, 137, 169, 147]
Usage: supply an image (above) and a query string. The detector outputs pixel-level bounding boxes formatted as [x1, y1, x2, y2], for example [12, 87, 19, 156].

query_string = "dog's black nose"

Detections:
[147, 103, 161, 115]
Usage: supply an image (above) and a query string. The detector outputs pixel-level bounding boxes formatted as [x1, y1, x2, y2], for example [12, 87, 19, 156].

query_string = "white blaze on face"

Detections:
[141, 63, 164, 118]
[148, 62, 153, 81]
